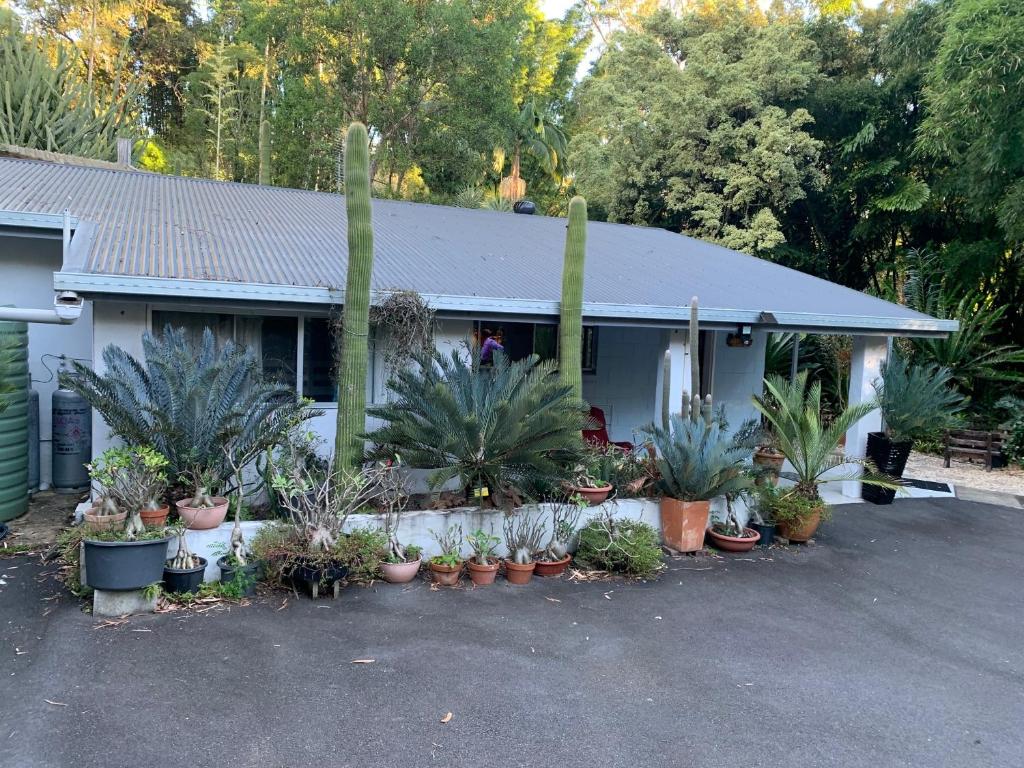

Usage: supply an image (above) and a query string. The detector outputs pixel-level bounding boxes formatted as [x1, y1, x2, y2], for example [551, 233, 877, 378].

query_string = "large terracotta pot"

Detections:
[706, 526, 761, 553]
[778, 507, 823, 543]
[659, 498, 710, 553]
[428, 560, 463, 587]
[381, 558, 421, 584]
[140, 504, 170, 528]
[571, 484, 612, 506]
[534, 554, 571, 577]
[175, 497, 229, 530]
[467, 557, 500, 586]
[503, 560, 536, 585]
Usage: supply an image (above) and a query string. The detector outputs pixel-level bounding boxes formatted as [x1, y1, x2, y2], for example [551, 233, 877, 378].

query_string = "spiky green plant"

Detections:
[365, 346, 589, 508]
[873, 355, 964, 444]
[642, 415, 753, 502]
[61, 327, 316, 492]
[258, 118, 272, 185]
[559, 196, 587, 401]
[0, 12, 138, 158]
[752, 372, 897, 501]
[334, 121, 375, 473]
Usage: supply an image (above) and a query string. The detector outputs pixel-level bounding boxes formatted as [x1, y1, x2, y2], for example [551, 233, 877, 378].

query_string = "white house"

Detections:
[0, 152, 957, 502]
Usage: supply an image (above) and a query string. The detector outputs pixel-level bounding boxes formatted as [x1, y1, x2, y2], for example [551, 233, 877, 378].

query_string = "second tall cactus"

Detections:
[559, 196, 587, 400]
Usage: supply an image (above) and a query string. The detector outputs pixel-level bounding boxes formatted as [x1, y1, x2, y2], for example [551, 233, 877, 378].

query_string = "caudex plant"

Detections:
[168, 524, 199, 570]
[429, 524, 463, 567]
[182, 465, 221, 510]
[541, 496, 584, 562]
[88, 446, 169, 539]
[466, 528, 500, 566]
[502, 513, 546, 565]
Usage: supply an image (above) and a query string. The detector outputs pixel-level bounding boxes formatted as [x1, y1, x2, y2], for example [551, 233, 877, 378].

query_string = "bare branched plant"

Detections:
[502, 513, 546, 565]
[542, 497, 584, 561]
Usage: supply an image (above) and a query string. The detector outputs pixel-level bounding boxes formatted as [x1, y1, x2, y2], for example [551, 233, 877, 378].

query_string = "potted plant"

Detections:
[753, 372, 900, 542]
[163, 524, 207, 594]
[749, 483, 780, 548]
[752, 429, 785, 485]
[568, 453, 613, 506]
[535, 496, 583, 576]
[707, 491, 761, 553]
[465, 528, 501, 585]
[866, 356, 964, 504]
[86, 446, 169, 530]
[175, 466, 230, 530]
[373, 459, 421, 584]
[428, 524, 464, 586]
[642, 415, 753, 553]
[502, 513, 546, 585]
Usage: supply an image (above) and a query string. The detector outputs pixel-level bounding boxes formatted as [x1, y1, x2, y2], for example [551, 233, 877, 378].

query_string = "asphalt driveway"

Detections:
[2, 498, 1022, 768]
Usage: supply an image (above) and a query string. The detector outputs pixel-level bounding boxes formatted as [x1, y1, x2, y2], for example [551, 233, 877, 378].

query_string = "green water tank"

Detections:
[0, 320, 29, 522]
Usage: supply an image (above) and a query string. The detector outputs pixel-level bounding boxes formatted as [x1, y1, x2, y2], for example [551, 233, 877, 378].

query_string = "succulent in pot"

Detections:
[707, 490, 761, 553]
[752, 429, 784, 485]
[428, 524, 464, 586]
[175, 466, 230, 530]
[163, 524, 207, 594]
[465, 528, 501, 586]
[748, 483, 781, 548]
[535, 496, 583, 577]
[567, 449, 613, 506]
[86, 446, 170, 534]
[375, 460, 420, 584]
[502, 512, 546, 585]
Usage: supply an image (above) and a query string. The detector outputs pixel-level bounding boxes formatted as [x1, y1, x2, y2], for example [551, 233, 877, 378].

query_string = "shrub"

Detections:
[575, 514, 663, 577]
[873, 355, 964, 444]
[335, 527, 389, 582]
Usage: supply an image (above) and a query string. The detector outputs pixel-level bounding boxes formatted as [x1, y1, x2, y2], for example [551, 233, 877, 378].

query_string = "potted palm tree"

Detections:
[866, 356, 964, 504]
[465, 528, 501, 585]
[642, 415, 753, 553]
[753, 372, 899, 541]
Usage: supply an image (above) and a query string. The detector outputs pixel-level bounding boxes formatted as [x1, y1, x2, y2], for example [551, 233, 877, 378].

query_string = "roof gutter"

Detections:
[52, 272, 959, 337]
[0, 291, 84, 325]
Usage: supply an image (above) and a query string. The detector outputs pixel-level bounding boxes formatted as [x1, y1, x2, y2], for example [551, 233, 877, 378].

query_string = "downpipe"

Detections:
[0, 291, 83, 325]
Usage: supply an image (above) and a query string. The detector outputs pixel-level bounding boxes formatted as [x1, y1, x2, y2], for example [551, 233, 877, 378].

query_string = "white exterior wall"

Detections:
[709, 329, 767, 430]
[0, 237, 93, 486]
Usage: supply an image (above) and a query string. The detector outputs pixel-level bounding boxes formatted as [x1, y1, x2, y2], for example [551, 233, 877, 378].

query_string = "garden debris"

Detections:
[567, 567, 611, 582]
[93, 618, 129, 630]
[544, 596, 561, 603]
[440, 712, 453, 724]
[43, 699, 67, 707]
[351, 659, 375, 664]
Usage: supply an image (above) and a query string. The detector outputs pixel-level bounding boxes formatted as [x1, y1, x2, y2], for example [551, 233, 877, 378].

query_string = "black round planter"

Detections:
[163, 556, 208, 594]
[217, 556, 261, 597]
[862, 431, 912, 505]
[83, 536, 173, 591]
[750, 522, 776, 548]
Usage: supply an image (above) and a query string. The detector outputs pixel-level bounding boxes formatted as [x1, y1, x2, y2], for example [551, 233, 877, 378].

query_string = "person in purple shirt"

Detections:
[480, 328, 505, 363]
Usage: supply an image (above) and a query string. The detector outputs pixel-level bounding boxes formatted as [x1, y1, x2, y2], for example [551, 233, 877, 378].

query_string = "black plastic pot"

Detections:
[862, 431, 912, 505]
[83, 536, 172, 591]
[163, 556, 208, 594]
[750, 522, 776, 548]
[217, 556, 261, 597]
[292, 560, 348, 598]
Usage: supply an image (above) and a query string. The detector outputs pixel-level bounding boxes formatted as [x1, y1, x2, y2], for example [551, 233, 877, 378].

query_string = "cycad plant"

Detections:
[643, 416, 753, 502]
[752, 372, 895, 501]
[873, 356, 964, 444]
[366, 346, 589, 507]
[60, 326, 315, 494]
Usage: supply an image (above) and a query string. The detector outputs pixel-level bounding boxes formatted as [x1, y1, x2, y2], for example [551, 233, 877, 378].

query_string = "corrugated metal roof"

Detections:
[0, 157, 950, 334]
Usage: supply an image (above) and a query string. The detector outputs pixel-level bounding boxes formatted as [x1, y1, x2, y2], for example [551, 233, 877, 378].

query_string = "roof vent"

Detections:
[513, 200, 536, 215]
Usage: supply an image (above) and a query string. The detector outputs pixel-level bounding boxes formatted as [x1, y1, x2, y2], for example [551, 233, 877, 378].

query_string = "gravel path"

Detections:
[905, 451, 1024, 495]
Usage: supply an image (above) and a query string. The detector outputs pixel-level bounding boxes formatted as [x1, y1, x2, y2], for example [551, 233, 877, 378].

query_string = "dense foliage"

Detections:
[575, 514, 663, 577]
[873, 356, 964, 444]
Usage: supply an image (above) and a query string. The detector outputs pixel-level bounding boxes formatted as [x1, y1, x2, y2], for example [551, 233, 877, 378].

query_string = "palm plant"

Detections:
[497, 97, 568, 200]
[873, 356, 964, 444]
[366, 346, 589, 508]
[642, 415, 753, 502]
[752, 372, 895, 501]
[60, 326, 316, 494]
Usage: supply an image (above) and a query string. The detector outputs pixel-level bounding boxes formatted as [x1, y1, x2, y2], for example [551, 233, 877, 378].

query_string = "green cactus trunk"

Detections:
[333, 122, 374, 473]
[258, 119, 271, 185]
[689, 296, 700, 411]
[559, 196, 587, 400]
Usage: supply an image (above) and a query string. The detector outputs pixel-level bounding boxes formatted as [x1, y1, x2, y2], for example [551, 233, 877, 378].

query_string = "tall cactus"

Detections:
[258, 119, 271, 185]
[685, 296, 712, 424]
[334, 122, 374, 473]
[559, 196, 587, 400]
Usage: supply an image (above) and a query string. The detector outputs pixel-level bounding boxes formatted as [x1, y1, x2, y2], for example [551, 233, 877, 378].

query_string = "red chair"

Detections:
[583, 406, 634, 452]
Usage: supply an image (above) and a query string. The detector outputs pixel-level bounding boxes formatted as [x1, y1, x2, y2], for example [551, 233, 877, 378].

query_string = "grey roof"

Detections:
[0, 157, 953, 335]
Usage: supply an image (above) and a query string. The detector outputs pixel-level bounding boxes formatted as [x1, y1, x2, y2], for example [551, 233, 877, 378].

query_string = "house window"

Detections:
[473, 321, 597, 373]
[301, 317, 375, 404]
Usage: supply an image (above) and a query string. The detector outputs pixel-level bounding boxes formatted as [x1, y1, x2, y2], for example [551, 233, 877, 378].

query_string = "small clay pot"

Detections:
[83, 509, 127, 532]
[381, 558, 421, 584]
[175, 497, 230, 530]
[534, 554, 571, 577]
[503, 559, 536, 585]
[140, 504, 170, 528]
[429, 560, 463, 587]
[467, 557, 500, 586]
[706, 526, 761, 553]
[571, 485, 613, 506]
[778, 508, 823, 543]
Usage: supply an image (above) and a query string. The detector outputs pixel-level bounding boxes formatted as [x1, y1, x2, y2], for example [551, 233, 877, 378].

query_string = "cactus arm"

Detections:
[559, 196, 587, 401]
[334, 122, 375, 472]
[258, 119, 271, 185]
[689, 296, 700, 406]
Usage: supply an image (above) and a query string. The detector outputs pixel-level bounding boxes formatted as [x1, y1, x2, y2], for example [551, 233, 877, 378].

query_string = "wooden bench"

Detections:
[944, 429, 1006, 471]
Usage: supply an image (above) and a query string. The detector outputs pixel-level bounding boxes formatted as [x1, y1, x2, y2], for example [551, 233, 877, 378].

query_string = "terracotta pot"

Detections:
[503, 559, 536, 585]
[140, 504, 170, 528]
[571, 484, 612, 506]
[380, 558, 421, 584]
[778, 507, 823, 543]
[534, 554, 571, 577]
[659, 498, 710, 553]
[753, 449, 784, 485]
[467, 557, 500, 586]
[429, 560, 463, 587]
[175, 496, 230, 530]
[83, 509, 127, 532]
[706, 526, 761, 553]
